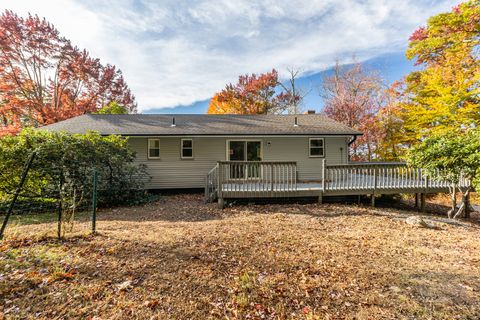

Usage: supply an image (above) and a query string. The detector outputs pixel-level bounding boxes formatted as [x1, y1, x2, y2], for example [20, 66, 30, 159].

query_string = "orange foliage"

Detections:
[208, 69, 295, 114]
[0, 11, 136, 136]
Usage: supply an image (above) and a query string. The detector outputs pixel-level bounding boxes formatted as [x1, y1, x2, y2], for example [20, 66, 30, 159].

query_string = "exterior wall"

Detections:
[128, 136, 349, 189]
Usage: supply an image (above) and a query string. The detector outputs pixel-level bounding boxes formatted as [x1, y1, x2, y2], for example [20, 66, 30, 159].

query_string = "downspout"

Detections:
[347, 135, 359, 163]
[348, 135, 358, 146]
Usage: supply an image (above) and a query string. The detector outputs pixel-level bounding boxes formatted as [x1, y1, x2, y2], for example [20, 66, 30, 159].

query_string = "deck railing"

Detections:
[205, 161, 470, 202]
[324, 162, 470, 192]
[216, 161, 298, 198]
[205, 163, 219, 202]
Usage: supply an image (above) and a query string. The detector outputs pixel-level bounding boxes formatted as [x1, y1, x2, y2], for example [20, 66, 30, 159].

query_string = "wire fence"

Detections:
[0, 153, 99, 240]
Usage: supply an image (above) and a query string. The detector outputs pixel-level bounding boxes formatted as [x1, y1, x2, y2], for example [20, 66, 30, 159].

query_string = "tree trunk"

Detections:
[453, 187, 471, 219]
[447, 184, 457, 219]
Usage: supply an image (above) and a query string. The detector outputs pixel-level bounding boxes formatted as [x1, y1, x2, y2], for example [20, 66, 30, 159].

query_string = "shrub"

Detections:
[0, 129, 150, 210]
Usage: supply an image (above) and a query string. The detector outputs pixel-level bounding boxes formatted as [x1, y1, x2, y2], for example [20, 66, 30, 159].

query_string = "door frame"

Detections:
[225, 139, 264, 180]
[225, 139, 263, 162]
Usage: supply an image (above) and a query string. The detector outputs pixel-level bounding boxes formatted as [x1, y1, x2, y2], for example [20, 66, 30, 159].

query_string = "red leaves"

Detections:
[320, 62, 385, 160]
[0, 10, 137, 136]
[409, 27, 428, 42]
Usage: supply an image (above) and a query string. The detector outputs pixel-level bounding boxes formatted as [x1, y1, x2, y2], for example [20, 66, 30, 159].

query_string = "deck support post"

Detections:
[420, 193, 426, 212]
[218, 198, 225, 209]
[318, 192, 323, 204]
[357, 195, 361, 205]
[321, 159, 326, 192]
[415, 193, 419, 209]
[371, 167, 377, 207]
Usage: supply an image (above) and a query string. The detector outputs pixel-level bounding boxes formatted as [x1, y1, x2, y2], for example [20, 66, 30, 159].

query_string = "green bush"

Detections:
[0, 129, 150, 211]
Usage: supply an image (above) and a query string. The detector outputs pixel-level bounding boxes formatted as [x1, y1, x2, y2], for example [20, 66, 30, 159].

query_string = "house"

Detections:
[43, 113, 470, 208]
[43, 113, 360, 188]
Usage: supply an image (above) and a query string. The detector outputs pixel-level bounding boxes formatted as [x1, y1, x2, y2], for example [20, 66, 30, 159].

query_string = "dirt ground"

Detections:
[1, 194, 480, 319]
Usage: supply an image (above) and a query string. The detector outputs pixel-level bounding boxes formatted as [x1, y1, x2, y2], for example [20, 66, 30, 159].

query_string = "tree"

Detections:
[95, 101, 129, 115]
[207, 69, 302, 114]
[397, 1, 480, 141]
[375, 82, 410, 161]
[276, 68, 308, 114]
[319, 61, 386, 161]
[0, 11, 137, 136]
[407, 129, 480, 219]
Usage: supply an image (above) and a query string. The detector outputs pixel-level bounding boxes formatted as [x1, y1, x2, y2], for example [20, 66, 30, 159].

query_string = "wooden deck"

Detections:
[205, 161, 470, 207]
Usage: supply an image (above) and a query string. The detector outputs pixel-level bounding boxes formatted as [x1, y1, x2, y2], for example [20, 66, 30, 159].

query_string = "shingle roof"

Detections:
[41, 114, 362, 136]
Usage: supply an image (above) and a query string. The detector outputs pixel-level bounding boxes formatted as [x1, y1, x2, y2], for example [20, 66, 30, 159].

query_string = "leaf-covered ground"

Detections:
[1, 194, 479, 319]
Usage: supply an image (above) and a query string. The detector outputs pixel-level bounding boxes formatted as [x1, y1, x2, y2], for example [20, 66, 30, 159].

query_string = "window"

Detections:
[148, 139, 160, 159]
[309, 138, 324, 157]
[181, 139, 193, 158]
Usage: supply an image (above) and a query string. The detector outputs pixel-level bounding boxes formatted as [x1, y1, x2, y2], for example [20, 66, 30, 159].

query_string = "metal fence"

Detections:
[0, 153, 99, 240]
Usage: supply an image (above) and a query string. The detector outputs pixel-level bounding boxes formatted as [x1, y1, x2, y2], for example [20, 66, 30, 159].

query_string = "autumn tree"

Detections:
[319, 61, 386, 161]
[95, 101, 129, 115]
[397, 1, 480, 142]
[207, 69, 302, 114]
[0, 10, 136, 136]
[374, 82, 410, 160]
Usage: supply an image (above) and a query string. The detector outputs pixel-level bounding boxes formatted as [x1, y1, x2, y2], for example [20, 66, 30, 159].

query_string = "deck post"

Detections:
[217, 162, 223, 198]
[217, 162, 224, 208]
[371, 167, 377, 207]
[415, 193, 419, 208]
[321, 159, 326, 193]
[217, 197, 225, 209]
[270, 164, 274, 196]
[420, 193, 426, 212]
[318, 192, 323, 204]
[425, 175, 430, 194]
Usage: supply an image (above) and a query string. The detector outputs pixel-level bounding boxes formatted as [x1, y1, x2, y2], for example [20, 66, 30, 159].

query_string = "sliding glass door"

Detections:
[228, 141, 262, 179]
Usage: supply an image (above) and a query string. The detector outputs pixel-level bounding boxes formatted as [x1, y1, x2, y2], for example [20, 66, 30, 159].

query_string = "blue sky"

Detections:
[146, 51, 416, 114]
[3, 0, 454, 113]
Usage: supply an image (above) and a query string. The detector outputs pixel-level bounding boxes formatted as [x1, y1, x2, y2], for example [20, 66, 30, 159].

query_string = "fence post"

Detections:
[0, 152, 36, 240]
[92, 170, 98, 235]
[57, 172, 64, 239]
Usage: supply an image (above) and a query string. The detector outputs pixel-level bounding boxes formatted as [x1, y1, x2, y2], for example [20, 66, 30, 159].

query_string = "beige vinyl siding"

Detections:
[128, 136, 348, 189]
[262, 137, 347, 181]
[129, 137, 226, 189]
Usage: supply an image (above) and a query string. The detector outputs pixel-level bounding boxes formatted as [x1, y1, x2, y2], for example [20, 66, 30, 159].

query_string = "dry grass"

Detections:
[1, 194, 480, 319]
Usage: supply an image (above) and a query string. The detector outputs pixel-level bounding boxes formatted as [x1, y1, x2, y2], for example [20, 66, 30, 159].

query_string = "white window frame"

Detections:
[148, 138, 161, 159]
[309, 138, 325, 158]
[181, 138, 194, 159]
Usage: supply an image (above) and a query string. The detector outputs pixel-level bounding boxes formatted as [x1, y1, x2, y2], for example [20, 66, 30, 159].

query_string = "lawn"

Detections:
[1, 194, 479, 319]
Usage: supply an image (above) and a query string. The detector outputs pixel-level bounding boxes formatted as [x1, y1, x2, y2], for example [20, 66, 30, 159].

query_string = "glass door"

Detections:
[228, 141, 262, 179]
[229, 141, 246, 179]
[246, 141, 261, 178]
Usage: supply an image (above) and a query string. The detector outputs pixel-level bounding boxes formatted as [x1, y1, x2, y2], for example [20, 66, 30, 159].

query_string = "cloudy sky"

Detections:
[3, 0, 454, 113]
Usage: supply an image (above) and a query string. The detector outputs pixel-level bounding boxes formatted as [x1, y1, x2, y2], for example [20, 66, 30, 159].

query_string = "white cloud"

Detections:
[2, 0, 453, 112]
